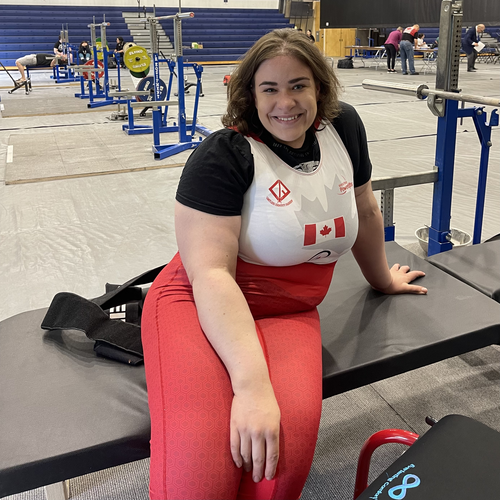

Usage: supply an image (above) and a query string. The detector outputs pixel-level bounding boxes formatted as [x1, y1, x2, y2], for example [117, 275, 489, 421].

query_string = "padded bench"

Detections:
[2, 242, 500, 499]
[427, 237, 500, 303]
[355, 414, 500, 499]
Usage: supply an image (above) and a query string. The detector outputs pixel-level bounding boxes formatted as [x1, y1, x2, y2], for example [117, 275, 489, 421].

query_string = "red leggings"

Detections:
[142, 253, 335, 500]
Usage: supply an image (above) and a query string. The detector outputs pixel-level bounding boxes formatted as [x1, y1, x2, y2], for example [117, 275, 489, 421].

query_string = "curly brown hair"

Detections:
[221, 28, 341, 135]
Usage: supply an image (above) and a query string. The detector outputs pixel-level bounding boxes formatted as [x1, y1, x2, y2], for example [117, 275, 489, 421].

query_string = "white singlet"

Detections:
[239, 122, 359, 267]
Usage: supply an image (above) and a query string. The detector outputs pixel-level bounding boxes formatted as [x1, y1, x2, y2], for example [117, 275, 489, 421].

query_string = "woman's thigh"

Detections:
[239, 309, 323, 500]
[142, 278, 323, 500]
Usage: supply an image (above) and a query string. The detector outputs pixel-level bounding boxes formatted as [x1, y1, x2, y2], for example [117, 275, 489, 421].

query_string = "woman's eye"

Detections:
[293, 84, 304, 90]
[263, 88, 276, 93]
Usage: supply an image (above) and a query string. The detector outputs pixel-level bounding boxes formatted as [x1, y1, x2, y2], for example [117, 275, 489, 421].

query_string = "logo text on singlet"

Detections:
[339, 180, 353, 195]
[267, 180, 293, 207]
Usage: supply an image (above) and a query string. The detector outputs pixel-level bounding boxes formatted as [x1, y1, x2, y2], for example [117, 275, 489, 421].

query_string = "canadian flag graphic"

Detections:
[303, 217, 345, 246]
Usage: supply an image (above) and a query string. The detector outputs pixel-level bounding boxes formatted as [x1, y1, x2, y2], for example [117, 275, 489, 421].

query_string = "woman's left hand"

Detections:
[374, 263, 427, 295]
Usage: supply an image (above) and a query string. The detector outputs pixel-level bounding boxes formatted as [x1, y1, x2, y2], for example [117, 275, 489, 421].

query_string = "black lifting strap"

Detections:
[41, 265, 166, 365]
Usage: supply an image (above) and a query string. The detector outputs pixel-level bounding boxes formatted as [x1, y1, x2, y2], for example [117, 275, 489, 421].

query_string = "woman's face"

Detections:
[253, 55, 319, 149]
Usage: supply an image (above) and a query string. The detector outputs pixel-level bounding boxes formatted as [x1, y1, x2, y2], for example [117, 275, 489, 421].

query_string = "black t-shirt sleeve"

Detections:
[175, 129, 255, 216]
[331, 101, 372, 187]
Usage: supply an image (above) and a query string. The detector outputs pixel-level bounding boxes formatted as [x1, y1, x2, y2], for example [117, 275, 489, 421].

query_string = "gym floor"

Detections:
[1, 57, 499, 500]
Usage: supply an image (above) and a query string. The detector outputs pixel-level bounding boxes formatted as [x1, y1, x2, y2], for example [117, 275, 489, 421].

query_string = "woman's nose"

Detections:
[276, 91, 295, 109]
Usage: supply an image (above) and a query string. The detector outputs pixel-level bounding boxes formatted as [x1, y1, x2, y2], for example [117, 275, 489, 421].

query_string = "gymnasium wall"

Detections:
[320, 0, 499, 29]
[0, 0, 279, 9]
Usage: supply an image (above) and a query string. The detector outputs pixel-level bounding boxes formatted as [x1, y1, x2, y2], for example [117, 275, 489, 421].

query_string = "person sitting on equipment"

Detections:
[54, 36, 73, 63]
[141, 27, 427, 500]
[78, 41, 92, 64]
[114, 36, 126, 68]
[54, 37, 64, 57]
[15, 53, 67, 83]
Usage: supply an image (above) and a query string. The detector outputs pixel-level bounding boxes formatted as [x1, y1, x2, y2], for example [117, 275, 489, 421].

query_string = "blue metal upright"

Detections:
[153, 12, 206, 159]
[428, 99, 458, 256]
[51, 25, 78, 84]
[121, 11, 211, 160]
[73, 19, 126, 108]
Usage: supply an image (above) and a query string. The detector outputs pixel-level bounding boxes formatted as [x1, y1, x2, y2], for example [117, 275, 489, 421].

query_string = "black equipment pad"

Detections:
[318, 241, 500, 398]
[0, 308, 150, 498]
[356, 414, 500, 500]
[426, 238, 500, 303]
[2, 242, 500, 497]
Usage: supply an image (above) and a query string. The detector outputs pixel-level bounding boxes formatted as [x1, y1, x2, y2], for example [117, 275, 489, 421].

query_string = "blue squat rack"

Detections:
[119, 12, 211, 159]
[73, 17, 127, 108]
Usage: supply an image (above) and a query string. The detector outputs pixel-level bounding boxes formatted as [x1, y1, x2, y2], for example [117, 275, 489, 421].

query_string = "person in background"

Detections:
[141, 27, 427, 500]
[416, 33, 429, 49]
[306, 29, 316, 43]
[114, 36, 126, 68]
[54, 37, 64, 57]
[78, 41, 92, 64]
[15, 53, 67, 83]
[54, 36, 72, 63]
[462, 24, 485, 72]
[384, 26, 403, 73]
[400, 24, 420, 75]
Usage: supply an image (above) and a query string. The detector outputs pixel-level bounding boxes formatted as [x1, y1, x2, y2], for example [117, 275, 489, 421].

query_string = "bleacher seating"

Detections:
[0, 5, 293, 66]
[154, 8, 293, 62]
[0, 5, 130, 66]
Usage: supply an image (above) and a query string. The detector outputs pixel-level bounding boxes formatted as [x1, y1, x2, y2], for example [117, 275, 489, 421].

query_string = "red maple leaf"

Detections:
[320, 225, 332, 237]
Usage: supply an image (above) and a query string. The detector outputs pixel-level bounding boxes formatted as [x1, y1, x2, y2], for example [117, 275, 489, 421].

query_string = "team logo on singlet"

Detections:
[338, 177, 353, 195]
[303, 217, 345, 246]
[267, 180, 293, 207]
[339, 181, 353, 195]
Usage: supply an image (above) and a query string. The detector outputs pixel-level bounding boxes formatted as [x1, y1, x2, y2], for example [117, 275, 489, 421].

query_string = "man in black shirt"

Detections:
[400, 24, 420, 75]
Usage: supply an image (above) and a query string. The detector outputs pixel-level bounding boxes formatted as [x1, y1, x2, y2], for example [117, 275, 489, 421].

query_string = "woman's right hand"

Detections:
[230, 386, 281, 483]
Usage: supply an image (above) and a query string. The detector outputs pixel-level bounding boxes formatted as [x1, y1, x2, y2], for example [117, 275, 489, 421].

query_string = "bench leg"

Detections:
[44, 480, 69, 500]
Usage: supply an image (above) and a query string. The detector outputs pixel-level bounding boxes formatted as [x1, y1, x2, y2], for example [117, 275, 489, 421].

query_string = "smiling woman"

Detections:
[253, 56, 319, 148]
[141, 28, 427, 500]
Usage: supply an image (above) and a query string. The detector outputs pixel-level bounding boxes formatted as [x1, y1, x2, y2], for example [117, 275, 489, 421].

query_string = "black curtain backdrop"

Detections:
[320, 0, 499, 29]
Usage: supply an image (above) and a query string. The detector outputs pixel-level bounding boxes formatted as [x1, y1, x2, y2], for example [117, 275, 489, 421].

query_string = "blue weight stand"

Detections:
[51, 28, 78, 84]
[428, 104, 499, 255]
[152, 55, 211, 160]
[74, 22, 126, 108]
[122, 12, 211, 160]
[122, 57, 175, 136]
[86, 49, 127, 108]
[52, 61, 78, 84]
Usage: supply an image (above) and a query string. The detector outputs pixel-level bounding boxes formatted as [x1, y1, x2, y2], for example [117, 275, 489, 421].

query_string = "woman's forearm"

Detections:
[351, 197, 393, 291]
[191, 269, 272, 394]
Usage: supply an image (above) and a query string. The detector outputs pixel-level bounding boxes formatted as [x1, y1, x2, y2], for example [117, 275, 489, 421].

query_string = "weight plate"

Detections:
[124, 46, 151, 73]
[82, 60, 105, 80]
[95, 39, 109, 61]
[130, 66, 150, 79]
[135, 76, 167, 102]
[123, 42, 137, 52]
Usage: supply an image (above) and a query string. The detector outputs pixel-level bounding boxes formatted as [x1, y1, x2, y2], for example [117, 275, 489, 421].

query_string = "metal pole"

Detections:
[362, 80, 500, 107]
[436, 0, 462, 93]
